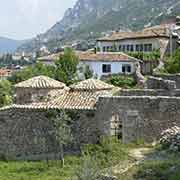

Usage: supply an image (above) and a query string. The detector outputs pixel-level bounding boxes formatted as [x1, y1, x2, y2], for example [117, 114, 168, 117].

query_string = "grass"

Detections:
[0, 138, 132, 180]
[117, 151, 180, 180]
[0, 156, 81, 180]
[0, 139, 179, 180]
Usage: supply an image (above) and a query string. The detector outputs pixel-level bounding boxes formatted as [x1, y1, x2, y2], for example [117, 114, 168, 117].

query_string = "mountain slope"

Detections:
[0, 37, 25, 53]
[18, 0, 180, 52]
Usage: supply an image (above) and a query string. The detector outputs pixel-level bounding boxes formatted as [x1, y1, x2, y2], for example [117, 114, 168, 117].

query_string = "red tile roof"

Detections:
[97, 24, 171, 41]
[0, 69, 12, 77]
[15, 76, 66, 89]
[38, 51, 139, 62]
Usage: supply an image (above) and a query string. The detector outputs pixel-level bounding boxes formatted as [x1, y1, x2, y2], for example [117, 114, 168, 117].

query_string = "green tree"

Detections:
[164, 49, 180, 73]
[74, 155, 100, 180]
[9, 63, 56, 84]
[55, 48, 79, 85]
[0, 80, 13, 107]
[84, 65, 94, 79]
[51, 110, 73, 168]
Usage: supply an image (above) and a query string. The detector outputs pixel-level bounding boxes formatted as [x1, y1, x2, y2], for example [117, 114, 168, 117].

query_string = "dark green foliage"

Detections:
[84, 65, 94, 79]
[9, 63, 56, 84]
[50, 110, 73, 167]
[164, 49, 180, 74]
[106, 75, 136, 88]
[74, 155, 100, 180]
[128, 50, 160, 61]
[0, 80, 13, 107]
[55, 48, 79, 85]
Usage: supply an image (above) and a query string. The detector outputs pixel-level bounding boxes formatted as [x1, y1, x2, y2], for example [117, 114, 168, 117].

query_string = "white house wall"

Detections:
[79, 61, 135, 78]
[97, 38, 163, 52]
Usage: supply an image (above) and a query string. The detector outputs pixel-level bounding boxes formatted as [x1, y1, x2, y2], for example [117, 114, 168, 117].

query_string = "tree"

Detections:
[9, 63, 56, 84]
[84, 65, 94, 79]
[51, 110, 73, 167]
[0, 80, 13, 107]
[55, 48, 79, 85]
[74, 155, 100, 180]
[164, 49, 180, 73]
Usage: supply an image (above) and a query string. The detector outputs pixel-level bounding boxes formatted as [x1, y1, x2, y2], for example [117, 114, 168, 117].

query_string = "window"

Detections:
[102, 64, 111, 73]
[136, 44, 140, 52]
[130, 45, 134, 52]
[122, 45, 126, 52]
[127, 44, 130, 51]
[136, 44, 143, 52]
[144, 44, 152, 52]
[119, 45, 122, 51]
[140, 44, 143, 52]
[103, 47, 106, 52]
[122, 64, 132, 73]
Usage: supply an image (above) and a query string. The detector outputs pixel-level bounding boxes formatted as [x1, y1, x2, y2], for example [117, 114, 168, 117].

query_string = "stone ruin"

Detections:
[160, 126, 180, 152]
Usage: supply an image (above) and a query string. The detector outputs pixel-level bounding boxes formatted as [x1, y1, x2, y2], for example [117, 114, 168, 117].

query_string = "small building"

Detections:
[14, 76, 67, 104]
[38, 51, 140, 78]
[97, 24, 179, 58]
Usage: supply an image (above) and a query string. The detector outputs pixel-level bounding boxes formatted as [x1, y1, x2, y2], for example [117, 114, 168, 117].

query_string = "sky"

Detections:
[0, 0, 76, 40]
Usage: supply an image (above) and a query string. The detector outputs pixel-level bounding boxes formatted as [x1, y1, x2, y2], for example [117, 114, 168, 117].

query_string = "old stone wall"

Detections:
[154, 74, 180, 89]
[0, 108, 98, 160]
[146, 76, 176, 90]
[140, 60, 159, 75]
[118, 89, 180, 97]
[15, 87, 62, 104]
[96, 96, 180, 143]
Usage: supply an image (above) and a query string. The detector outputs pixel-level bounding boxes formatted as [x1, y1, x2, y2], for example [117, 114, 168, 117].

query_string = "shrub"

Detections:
[106, 75, 136, 88]
[164, 48, 180, 74]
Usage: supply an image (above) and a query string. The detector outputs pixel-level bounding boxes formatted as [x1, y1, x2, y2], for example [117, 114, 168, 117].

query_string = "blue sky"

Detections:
[0, 0, 76, 40]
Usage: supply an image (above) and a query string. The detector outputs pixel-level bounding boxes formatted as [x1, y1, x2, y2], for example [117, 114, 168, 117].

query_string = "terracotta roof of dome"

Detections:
[15, 76, 66, 89]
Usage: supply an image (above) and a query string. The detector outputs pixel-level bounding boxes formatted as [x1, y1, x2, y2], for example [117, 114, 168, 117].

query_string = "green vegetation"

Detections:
[55, 48, 79, 85]
[106, 75, 137, 88]
[163, 49, 180, 74]
[9, 48, 80, 85]
[0, 139, 179, 180]
[0, 138, 131, 180]
[83, 65, 94, 79]
[0, 80, 13, 107]
[50, 111, 73, 168]
[9, 63, 56, 84]
[128, 50, 160, 61]
[0, 54, 32, 68]
[118, 152, 180, 180]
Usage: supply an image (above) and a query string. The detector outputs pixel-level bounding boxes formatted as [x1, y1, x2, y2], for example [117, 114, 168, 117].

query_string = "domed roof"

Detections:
[15, 76, 66, 89]
[70, 78, 114, 91]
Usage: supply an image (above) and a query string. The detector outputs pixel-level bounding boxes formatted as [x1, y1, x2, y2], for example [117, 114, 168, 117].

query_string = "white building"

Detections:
[38, 51, 140, 78]
[97, 24, 179, 58]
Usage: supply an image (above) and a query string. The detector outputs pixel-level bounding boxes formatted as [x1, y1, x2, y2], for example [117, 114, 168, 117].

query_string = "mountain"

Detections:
[0, 37, 26, 53]
[18, 0, 180, 52]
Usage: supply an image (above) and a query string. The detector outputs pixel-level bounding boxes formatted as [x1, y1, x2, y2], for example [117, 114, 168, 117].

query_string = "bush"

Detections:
[164, 49, 180, 74]
[0, 80, 13, 107]
[128, 50, 160, 61]
[106, 75, 136, 88]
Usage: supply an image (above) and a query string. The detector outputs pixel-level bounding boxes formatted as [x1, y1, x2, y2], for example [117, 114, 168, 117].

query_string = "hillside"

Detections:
[18, 0, 180, 52]
[0, 37, 25, 53]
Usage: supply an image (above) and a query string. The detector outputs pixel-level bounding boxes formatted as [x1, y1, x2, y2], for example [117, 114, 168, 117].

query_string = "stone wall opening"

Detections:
[110, 113, 122, 140]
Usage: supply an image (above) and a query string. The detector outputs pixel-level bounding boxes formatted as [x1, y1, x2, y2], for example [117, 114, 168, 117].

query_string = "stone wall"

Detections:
[0, 108, 98, 160]
[118, 89, 180, 97]
[146, 76, 176, 90]
[154, 74, 180, 89]
[96, 96, 180, 143]
[15, 87, 63, 104]
[140, 60, 159, 75]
